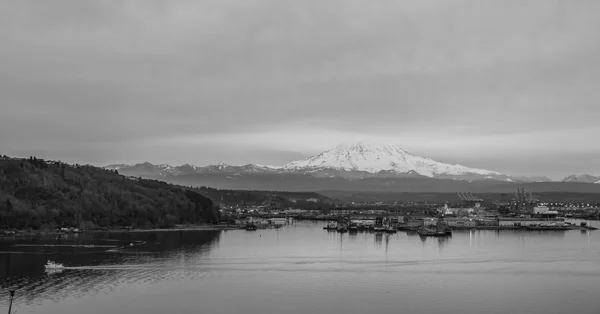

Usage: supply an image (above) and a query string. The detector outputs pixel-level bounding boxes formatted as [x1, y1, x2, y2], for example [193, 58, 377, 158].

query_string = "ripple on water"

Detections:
[1, 225, 599, 314]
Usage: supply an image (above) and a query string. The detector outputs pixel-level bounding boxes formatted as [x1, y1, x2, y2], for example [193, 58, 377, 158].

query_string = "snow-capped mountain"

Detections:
[101, 142, 600, 192]
[562, 174, 600, 183]
[105, 142, 512, 181]
[104, 162, 280, 177]
[283, 142, 505, 180]
[510, 175, 553, 183]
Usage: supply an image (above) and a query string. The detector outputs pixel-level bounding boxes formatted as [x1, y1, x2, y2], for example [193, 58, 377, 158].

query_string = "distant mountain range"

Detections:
[105, 142, 600, 193]
[562, 174, 600, 184]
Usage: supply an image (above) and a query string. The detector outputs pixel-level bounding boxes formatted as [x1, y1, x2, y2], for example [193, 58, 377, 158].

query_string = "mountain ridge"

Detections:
[103, 142, 600, 191]
[562, 174, 600, 184]
[106, 142, 514, 181]
[282, 143, 503, 179]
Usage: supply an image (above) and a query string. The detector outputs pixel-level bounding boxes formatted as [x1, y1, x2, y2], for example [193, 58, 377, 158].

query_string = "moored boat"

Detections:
[417, 228, 448, 237]
[337, 224, 348, 233]
[323, 222, 338, 230]
[580, 222, 598, 230]
[526, 223, 572, 231]
[373, 225, 386, 233]
[348, 223, 359, 232]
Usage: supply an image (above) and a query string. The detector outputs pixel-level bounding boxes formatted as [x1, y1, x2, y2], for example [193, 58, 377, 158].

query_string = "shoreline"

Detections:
[1, 225, 242, 237]
[2, 219, 597, 238]
[99, 225, 241, 233]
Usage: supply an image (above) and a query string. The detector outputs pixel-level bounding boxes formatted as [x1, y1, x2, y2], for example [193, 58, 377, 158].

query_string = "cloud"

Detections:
[1, 0, 599, 176]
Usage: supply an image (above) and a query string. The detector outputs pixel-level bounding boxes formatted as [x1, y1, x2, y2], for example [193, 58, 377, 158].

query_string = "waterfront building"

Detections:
[498, 217, 564, 227]
[444, 218, 477, 227]
[533, 206, 559, 218]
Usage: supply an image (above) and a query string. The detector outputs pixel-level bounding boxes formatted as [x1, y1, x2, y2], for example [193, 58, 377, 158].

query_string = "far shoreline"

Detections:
[1, 224, 242, 237]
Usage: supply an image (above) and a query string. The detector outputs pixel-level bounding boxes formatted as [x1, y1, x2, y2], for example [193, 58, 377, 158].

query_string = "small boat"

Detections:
[417, 226, 450, 237]
[245, 224, 257, 231]
[357, 223, 369, 231]
[385, 226, 397, 234]
[337, 224, 348, 233]
[45, 261, 65, 270]
[373, 226, 386, 233]
[580, 222, 598, 230]
[323, 222, 338, 230]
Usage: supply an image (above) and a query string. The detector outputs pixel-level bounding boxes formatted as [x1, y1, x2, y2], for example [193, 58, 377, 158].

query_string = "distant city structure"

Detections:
[514, 188, 538, 213]
[457, 192, 483, 207]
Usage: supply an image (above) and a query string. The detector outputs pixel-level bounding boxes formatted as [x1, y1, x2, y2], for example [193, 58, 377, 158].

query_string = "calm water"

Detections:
[1, 220, 600, 314]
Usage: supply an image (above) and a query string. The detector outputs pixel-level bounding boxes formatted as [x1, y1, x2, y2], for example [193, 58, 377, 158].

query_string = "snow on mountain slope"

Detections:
[105, 142, 508, 181]
[283, 142, 501, 178]
[104, 164, 134, 170]
[562, 174, 600, 183]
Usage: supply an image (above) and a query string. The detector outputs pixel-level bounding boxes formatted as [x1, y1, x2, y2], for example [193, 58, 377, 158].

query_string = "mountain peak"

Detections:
[284, 142, 502, 178]
[562, 174, 600, 183]
[334, 142, 411, 155]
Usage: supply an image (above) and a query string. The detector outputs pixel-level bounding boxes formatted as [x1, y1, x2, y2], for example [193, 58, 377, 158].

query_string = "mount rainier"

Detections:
[105, 142, 517, 182]
[103, 143, 600, 192]
[105, 143, 600, 192]
[282, 143, 504, 179]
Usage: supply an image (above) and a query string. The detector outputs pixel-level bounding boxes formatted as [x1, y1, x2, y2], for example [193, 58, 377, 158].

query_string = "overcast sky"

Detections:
[1, 0, 599, 179]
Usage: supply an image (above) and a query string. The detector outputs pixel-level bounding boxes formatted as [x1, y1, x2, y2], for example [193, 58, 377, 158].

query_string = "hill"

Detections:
[192, 186, 333, 209]
[0, 156, 219, 230]
[127, 172, 600, 194]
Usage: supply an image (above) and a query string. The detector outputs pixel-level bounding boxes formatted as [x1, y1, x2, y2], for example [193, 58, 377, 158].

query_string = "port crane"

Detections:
[457, 192, 483, 207]
[514, 188, 538, 213]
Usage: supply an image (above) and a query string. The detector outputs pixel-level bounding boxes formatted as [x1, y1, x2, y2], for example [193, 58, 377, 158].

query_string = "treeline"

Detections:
[0, 156, 219, 230]
[193, 186, 334, 210]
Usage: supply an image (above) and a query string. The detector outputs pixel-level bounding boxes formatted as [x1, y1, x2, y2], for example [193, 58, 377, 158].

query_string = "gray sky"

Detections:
[1, 0, 599, 179]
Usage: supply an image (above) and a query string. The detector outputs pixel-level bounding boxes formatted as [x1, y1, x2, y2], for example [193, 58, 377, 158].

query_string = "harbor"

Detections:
[219, 188, 600, 236]
[1, 220, 599, 314]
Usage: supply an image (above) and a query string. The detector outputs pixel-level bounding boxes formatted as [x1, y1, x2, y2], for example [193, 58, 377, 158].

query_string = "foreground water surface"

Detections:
[1, 220, 600, 314]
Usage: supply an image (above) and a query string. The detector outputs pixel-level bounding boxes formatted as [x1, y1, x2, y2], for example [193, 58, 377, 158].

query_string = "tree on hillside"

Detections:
[0, 157, 219, 230]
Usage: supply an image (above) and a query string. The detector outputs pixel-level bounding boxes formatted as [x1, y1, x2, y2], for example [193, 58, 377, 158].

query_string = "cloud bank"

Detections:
[1, 0, 599, 178]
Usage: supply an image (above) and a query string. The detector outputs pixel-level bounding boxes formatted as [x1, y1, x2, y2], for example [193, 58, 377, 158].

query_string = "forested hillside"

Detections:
[0, 156, 219, 230]
[193, 186, 333, 209]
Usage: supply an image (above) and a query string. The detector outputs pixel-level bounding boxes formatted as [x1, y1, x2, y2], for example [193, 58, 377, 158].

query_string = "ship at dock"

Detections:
[526, 223, 572, 231]
[418, 212, 452, 237]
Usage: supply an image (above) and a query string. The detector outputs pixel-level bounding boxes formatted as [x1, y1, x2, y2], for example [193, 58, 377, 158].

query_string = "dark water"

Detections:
[1, 220, 600, 314]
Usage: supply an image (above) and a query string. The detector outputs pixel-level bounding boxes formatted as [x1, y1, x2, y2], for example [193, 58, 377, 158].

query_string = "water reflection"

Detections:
[374, 232, 383, 248]
[0, 230, 222, 306]
[1, 222, 599, 314]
